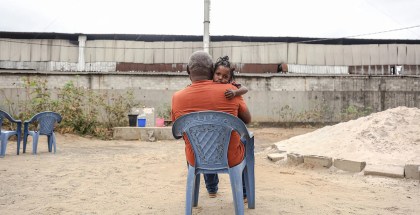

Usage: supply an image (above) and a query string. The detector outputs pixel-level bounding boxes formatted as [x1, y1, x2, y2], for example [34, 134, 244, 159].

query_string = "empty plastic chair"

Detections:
[23, 111, 62, 154]
[172, 111, 255, 215]
[0, 109, 22, 157]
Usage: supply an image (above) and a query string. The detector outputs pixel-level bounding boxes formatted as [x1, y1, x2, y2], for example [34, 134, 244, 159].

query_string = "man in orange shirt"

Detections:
[171, 51, 251, 198]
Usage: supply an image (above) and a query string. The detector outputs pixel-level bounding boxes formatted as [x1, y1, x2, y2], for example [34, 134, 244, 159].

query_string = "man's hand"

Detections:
[225, 89, 236, 99]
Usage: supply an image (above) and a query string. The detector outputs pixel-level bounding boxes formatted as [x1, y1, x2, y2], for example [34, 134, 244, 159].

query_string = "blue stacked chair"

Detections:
[23, 111, 62, 154]
[0, 109, 22, 157]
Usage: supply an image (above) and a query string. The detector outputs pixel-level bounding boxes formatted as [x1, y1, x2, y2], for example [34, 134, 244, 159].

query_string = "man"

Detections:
[171, 51, 251, 199]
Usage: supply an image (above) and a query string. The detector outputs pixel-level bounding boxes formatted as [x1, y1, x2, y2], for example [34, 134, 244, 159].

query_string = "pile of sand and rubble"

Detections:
[274, 106, 420, 166]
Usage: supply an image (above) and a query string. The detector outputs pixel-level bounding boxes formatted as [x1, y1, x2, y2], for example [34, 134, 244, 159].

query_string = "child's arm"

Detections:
[224, 85, 248, 99]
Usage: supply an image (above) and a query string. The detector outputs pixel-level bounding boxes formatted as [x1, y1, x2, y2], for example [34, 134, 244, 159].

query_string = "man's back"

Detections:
[171, 80, 249, 167]
[171, 80, 248, 120]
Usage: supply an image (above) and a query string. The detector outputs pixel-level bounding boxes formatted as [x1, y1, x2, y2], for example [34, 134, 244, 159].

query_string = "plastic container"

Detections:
[137, 118, 146, 127]
[128, 114, 138, 127]
[156, 118, 164, 127]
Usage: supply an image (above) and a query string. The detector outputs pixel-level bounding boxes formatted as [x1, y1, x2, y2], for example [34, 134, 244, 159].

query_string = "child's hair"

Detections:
[214, 56, 236, 82]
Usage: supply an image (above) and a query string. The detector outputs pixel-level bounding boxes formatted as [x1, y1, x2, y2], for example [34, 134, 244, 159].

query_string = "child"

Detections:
[213, 56, 248, 99]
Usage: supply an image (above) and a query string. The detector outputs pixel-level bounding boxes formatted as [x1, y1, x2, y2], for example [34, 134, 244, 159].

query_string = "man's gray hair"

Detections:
[188, 51, 213, 76]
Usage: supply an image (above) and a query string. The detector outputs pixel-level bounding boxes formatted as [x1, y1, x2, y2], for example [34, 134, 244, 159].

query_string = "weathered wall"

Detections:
[0, 70, 419, 123]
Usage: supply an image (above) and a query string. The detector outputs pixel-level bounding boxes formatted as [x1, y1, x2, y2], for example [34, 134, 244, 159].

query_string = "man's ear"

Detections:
[187, 65, 190, 74]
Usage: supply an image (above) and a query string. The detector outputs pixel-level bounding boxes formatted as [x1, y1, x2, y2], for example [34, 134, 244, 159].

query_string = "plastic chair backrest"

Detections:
[0, 109, 18, 127]
[27, 112, 62, 135]
[172, 111, 250, 171]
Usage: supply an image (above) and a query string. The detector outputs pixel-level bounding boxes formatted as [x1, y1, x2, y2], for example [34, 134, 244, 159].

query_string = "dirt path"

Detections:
[0, 127, 418, 214]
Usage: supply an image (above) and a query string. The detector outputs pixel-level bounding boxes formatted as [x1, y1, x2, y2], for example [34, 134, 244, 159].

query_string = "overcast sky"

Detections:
[1, 0, 419, 40]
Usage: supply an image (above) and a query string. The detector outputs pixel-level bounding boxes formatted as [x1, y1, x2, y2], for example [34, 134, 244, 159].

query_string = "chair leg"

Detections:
[244, 166, 255, 209]
[47, 135, 52, 152]
[16, 133, 21, 155]
[229, 167, 245, 215]
[0, 135, 6, 157]
[52, 133, 57, 154]
[23, 134, 27, 153]
[193, 173, 200, 207]
[185, 165, 196, 215]
[32, 133, 39, 155]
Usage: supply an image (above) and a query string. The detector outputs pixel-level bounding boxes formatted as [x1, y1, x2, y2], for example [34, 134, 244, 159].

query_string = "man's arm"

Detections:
[238, 103, 251, 124]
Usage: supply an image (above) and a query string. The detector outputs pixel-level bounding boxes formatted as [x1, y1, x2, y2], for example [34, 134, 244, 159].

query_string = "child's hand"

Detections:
[225, 89, 236, 99]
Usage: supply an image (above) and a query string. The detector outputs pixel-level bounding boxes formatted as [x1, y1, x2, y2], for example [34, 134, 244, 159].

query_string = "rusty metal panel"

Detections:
[388, 44, 398, 64]
[239, 63, 277, 73]
[369, 44, 380, 65]
[397, 44, 407, 65]
[287, 43, 298, 64]
[297, 44, 307, 65]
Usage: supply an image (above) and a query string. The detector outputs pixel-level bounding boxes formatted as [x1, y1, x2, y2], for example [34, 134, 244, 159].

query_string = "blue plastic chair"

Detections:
[23, 111, 62, 155]
[0, 109, 22, 157]
[172, 111, 255, 215]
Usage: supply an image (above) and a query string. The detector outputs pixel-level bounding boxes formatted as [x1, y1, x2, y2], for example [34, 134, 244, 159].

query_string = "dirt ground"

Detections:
[0, 127, 419, 215]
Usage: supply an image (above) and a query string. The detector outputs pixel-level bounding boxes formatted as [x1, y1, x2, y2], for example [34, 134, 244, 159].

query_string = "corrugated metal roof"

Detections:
[1, 31, 420, 44]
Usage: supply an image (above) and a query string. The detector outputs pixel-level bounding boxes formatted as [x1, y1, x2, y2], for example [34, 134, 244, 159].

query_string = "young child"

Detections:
[213, 56, 248, 99]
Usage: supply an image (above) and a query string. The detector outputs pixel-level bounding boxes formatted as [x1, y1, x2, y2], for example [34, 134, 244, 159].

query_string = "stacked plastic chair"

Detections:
[0, 109, 22, 157]
[172, 111, 255, 215]
[23, 111, 62, 154]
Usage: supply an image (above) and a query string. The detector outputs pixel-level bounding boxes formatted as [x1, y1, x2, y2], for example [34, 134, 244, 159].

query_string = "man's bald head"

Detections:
[187, 51, 213, 82]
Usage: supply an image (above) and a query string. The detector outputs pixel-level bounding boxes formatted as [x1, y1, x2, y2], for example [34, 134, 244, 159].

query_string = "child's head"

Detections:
[213, 56, 235, 84]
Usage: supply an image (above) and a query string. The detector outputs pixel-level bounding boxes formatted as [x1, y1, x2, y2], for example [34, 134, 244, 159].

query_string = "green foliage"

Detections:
[4, 77, 139, 139]
[157, 103, 171, 119]
[341, 105, 373, 121]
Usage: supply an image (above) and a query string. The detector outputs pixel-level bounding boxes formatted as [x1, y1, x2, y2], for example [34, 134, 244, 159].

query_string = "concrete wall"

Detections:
[0, 70, 419, 123]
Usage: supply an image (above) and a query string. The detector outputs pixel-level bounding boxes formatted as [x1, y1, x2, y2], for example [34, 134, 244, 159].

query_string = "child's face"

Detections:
[213, 66, 231, 84]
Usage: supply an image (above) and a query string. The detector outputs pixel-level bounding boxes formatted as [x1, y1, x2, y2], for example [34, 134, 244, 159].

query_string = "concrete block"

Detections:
[287, 153, 304, 165]
[364, 164, 404, 179]
[113, 127, 141, 140]
[113, 127, 173, 141]
[267, 153, 285, 162]
[404, 164, 420, 180]
[333, 158, 366, 172]
[303, 155, 332, 168]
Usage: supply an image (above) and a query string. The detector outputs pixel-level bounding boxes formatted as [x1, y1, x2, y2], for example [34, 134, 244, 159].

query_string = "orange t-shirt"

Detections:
[171, 80, 249, 167]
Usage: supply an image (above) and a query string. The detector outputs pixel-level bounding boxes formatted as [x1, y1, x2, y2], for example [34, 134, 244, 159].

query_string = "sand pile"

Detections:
[274, 106, 420, 165]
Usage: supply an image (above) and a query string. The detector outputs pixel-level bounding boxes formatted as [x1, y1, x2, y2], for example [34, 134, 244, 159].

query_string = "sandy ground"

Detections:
[0, 127, 419, 215]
